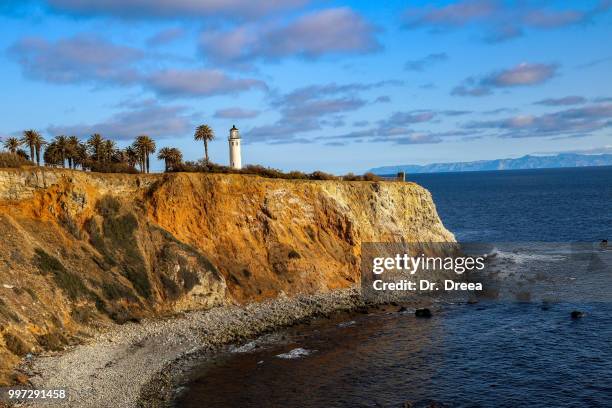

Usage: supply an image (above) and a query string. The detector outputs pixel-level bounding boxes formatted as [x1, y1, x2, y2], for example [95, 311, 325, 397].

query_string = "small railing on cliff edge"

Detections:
[377, 172, 406, 182]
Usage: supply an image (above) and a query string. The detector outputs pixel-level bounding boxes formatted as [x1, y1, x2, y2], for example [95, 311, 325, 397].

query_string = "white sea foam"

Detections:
[338, 320, 356, 328]
[490, 247, 565, 265]
[275, 348, 313, 359]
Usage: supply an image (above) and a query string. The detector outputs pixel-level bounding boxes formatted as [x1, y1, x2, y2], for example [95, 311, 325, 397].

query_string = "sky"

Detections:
[1, 0, 611, 173]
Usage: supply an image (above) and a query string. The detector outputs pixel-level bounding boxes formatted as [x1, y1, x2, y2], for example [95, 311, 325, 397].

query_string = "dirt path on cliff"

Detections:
[22, 289, 364, 408]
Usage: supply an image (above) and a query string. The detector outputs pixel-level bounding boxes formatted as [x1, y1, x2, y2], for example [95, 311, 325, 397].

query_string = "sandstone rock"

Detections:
[0, 168, 454, 384]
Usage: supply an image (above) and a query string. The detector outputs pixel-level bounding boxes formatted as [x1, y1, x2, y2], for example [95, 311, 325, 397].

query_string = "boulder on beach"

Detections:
[355, 306, 369, 314]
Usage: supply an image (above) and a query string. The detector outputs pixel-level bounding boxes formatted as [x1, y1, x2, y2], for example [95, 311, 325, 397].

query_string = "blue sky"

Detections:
[1, 0, 611, 173]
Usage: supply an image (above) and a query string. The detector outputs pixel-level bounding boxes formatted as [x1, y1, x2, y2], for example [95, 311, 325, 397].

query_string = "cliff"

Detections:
[0, 168, 454, 385]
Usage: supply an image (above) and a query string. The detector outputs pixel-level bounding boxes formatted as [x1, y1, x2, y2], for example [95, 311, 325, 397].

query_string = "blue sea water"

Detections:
[410, 166, 612, 242]
[175, 167, 612, 408]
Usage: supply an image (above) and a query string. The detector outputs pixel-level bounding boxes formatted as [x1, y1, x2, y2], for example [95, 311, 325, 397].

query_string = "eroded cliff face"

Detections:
[0, 168, 453, 384]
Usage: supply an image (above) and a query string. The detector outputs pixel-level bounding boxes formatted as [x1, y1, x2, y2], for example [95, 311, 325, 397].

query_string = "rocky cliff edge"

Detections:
[0, 168, 454, 384]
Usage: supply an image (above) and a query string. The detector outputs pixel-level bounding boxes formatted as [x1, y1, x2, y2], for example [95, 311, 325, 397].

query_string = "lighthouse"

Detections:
[228, 125, 242, 169]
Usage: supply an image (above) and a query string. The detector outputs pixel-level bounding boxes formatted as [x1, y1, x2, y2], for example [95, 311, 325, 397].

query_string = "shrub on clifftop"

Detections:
[0, 152, 31, 168]
[169, 160, 342, 180]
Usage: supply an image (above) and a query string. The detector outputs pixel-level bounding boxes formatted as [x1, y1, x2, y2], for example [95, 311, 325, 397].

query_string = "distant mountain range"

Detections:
[370, 153, 612, 174]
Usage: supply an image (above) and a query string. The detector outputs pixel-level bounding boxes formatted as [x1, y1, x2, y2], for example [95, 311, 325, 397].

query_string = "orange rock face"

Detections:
[0, 168, 454, 384]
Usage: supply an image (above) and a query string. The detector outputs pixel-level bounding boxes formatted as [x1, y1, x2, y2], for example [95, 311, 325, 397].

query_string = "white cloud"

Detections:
[145, 69, 267, 98]
[200, 7, 381, 66]
[47, 100, 195, 140]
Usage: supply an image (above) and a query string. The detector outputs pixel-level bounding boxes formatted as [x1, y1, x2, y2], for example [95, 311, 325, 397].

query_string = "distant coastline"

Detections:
[370, 153, 612, 174]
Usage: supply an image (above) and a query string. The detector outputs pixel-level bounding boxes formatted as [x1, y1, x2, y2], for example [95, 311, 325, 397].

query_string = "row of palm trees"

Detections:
[2, 131, 155, 173]
[2, 123, 217, 173]
[2, 130, 46, 165]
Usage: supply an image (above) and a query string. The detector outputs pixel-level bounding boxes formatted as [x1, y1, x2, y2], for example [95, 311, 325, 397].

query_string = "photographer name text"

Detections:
[370, 253, 486, 292]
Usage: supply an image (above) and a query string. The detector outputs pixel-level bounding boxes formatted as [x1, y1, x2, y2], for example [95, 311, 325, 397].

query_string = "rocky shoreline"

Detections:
[21, 288, 374, 408]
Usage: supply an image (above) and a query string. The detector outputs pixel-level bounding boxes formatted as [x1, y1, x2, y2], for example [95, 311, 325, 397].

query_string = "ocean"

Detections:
[174, 166, 612, 408]
[411, 166, 612, 242]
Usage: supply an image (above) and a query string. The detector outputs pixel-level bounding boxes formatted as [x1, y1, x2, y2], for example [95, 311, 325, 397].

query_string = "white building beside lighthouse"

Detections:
[228, 125, 242, 169]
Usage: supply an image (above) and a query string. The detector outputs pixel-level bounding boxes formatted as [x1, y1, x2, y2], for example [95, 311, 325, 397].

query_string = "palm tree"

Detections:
[66, 136, 80, 169]
[72, 142, 88, 170]
[101, 139, 116, 163]
[168, 148, 183, 170]
[194, 124, 214, 164]
[133, 135, 156, 173]
[124, 146, 138, 169]
[133, 143, 145, 172]
[53, 135, 69, 167]
[16, 149, 29, 160]
[21, 130, 40, 165]
[157, 147, 173, 172]
[157, 147, 183, 172]
[111, 147, 126, 164]
[87, 133, 104, 162]
[3, 137, 21, 154]
[43, 142, 63, 167]
[34, 134, 46, 166]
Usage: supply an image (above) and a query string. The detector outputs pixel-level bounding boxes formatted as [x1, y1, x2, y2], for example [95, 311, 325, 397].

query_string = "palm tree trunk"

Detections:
[29, 145, 35, 164]
[204, 140, 209, 164]
[146, 154, 150, 173]
[35, 147, 41, 166]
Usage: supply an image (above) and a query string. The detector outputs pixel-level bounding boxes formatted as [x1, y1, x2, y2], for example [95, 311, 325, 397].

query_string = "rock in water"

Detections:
[415, 308, 432, 318]
[571, 310, 586, 319]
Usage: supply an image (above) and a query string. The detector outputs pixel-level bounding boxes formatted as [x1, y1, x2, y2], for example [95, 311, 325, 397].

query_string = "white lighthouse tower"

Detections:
[228, 125, 242, 169]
